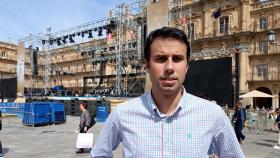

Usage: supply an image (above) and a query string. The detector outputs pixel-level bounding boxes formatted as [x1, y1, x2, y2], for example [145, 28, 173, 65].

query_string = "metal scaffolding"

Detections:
[18, 0, 147, 97]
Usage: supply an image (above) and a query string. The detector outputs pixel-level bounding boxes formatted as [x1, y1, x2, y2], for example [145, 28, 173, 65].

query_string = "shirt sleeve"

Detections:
[212, 110, 245, 158]
[85, 111, 91, 127]
[90, 109, 121, 158]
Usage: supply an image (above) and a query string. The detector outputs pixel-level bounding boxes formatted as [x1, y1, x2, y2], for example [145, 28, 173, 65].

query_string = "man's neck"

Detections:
[151, 88, 183, 116]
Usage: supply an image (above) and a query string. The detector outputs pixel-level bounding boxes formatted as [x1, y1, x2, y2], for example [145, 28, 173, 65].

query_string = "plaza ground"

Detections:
[1, 116, 280, 158]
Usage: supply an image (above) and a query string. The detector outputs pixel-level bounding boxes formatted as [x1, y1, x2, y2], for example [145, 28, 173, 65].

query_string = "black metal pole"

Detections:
[235, 49, 240, 104]
[0, 75, 3, 103]
[0, 110, 4, 157]
[0, 141, 4, 157]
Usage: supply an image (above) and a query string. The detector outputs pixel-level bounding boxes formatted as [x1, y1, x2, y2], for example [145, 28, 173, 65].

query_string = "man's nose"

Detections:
[164, 58, 174, 73]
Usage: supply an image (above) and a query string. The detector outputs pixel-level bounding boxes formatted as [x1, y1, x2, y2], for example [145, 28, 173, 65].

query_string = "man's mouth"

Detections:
[161, 77, 177, 81]
[161, 77, 177, 86]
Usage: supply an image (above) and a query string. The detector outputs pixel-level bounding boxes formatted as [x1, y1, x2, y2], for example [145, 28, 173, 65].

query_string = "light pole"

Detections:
[268, 29, 280, 45]
[233, 42, 240, 105]
[268, 30, 276, 43]
[0, 74, 3, 103]
[267, 29, 279, 108]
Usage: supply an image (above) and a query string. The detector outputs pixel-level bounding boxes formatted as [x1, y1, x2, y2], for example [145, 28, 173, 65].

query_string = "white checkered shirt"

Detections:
[91, 88, 245, 158]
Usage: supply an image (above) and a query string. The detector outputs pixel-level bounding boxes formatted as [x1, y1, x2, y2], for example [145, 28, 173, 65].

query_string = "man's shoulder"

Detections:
[186, 93, 218, 106]
[185, 93, 224, 113]
[114, 94, 146, 112]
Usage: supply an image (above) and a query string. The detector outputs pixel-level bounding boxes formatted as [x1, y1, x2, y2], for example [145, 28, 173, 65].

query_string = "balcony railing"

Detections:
[0, 56, 17, 61]
[249, 47, 280, 56]
[0, 66, 16, 73]
[252, 0, 280, 11]
[248, 72, 280, 81]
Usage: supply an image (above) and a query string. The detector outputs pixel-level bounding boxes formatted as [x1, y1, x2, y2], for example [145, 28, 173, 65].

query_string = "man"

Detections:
[91, 27, 244, 157]
[232, 102, 246, 144]
[273, 108, 280, 149]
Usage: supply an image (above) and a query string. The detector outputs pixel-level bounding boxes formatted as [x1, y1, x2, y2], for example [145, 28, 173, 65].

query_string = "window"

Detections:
[259, 40, 268, 53]
[220, 16, 229, 34]
[259, 17, 268, 30]
[256, 64, 268, 78]
[1, 51, 6, 58]
[259, 0, 270, 2]
[187, 23, 194, 39]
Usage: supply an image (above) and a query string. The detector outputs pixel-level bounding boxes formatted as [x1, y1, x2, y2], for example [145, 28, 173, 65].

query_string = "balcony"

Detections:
[249, 49, 280, 57]
[252, 0, 280, 11]
[169, 0, 194, 10]
[0, 66, 16, 73]
[248, 72, 280, 82]
[0, 55, 17, 62]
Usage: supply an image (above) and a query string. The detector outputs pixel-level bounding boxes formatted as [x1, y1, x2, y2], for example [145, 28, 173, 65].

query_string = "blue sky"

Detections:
[0, 0, 135, 44]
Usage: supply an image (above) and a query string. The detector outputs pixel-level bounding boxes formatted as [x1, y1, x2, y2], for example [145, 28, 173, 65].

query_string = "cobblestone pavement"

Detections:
[0, 116, 280, 158]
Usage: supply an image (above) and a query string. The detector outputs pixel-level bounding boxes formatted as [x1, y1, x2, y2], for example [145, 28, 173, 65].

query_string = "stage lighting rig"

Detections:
[69, 35, 75, 43]
[42, 40, 46, 45]
[62, 36, 67, 44]
[98, 27, 103, 36]
[109, 20, 116, 29]
[81, 51, 86, 56]
[81, 31, 85, 37]
[49, 39, 54, 45]
[56, 37, 62, 46]
[106, 27, 112, 34]
[88, 30, 93, 38]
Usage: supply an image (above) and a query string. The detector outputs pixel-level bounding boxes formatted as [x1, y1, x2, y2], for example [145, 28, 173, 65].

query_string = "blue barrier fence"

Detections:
[96, 105, 108, 122]
[0, 102, 65, 126]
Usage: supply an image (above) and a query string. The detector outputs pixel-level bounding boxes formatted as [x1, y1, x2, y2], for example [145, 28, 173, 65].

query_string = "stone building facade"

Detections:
[166, 0, 280, 109]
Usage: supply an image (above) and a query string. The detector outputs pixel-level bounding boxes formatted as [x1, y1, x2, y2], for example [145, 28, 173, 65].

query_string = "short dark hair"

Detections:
[80, 103, 88, 109]
[144, 27, 191, 62]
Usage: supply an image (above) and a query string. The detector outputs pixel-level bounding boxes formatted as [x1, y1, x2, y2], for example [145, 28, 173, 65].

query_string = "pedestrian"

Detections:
[232, 102, 246, 144]
[91, 27, 244, 157]
[76, 103, 91, 154]
[273, 108, 280, 149]
[0, 110, 5, 158]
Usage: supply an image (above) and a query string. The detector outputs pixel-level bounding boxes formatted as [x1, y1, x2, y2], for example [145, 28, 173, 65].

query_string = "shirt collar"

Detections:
[144, 86, 188, 118]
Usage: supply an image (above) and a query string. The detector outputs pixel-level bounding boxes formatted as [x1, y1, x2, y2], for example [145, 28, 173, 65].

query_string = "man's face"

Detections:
[236, 103, 241, 109]
[145, 37, 188, 96]
[80, 104, 84, 110]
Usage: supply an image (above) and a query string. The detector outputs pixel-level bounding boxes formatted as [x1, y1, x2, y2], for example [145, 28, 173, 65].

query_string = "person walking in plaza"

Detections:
[0, 110, 5, 158]
[91, 27, 244, 157]
[273, 108, 280, 149]
[76, 103, 91, 154]
[232, 102, 246, 144]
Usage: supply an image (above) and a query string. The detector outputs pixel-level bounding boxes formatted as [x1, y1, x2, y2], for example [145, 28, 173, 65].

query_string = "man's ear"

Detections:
[185, 64, 189, 74]
[144, 59, 150, 72]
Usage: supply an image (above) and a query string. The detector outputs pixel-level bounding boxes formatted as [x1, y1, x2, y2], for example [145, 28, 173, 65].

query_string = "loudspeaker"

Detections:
[32, 50, 38, 75]
[0, 78, 17, 98]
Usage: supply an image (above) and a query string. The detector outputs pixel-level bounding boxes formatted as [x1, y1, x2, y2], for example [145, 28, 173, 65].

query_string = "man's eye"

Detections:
[173, 56, 184, 62]
[155, 56, 167, 62]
